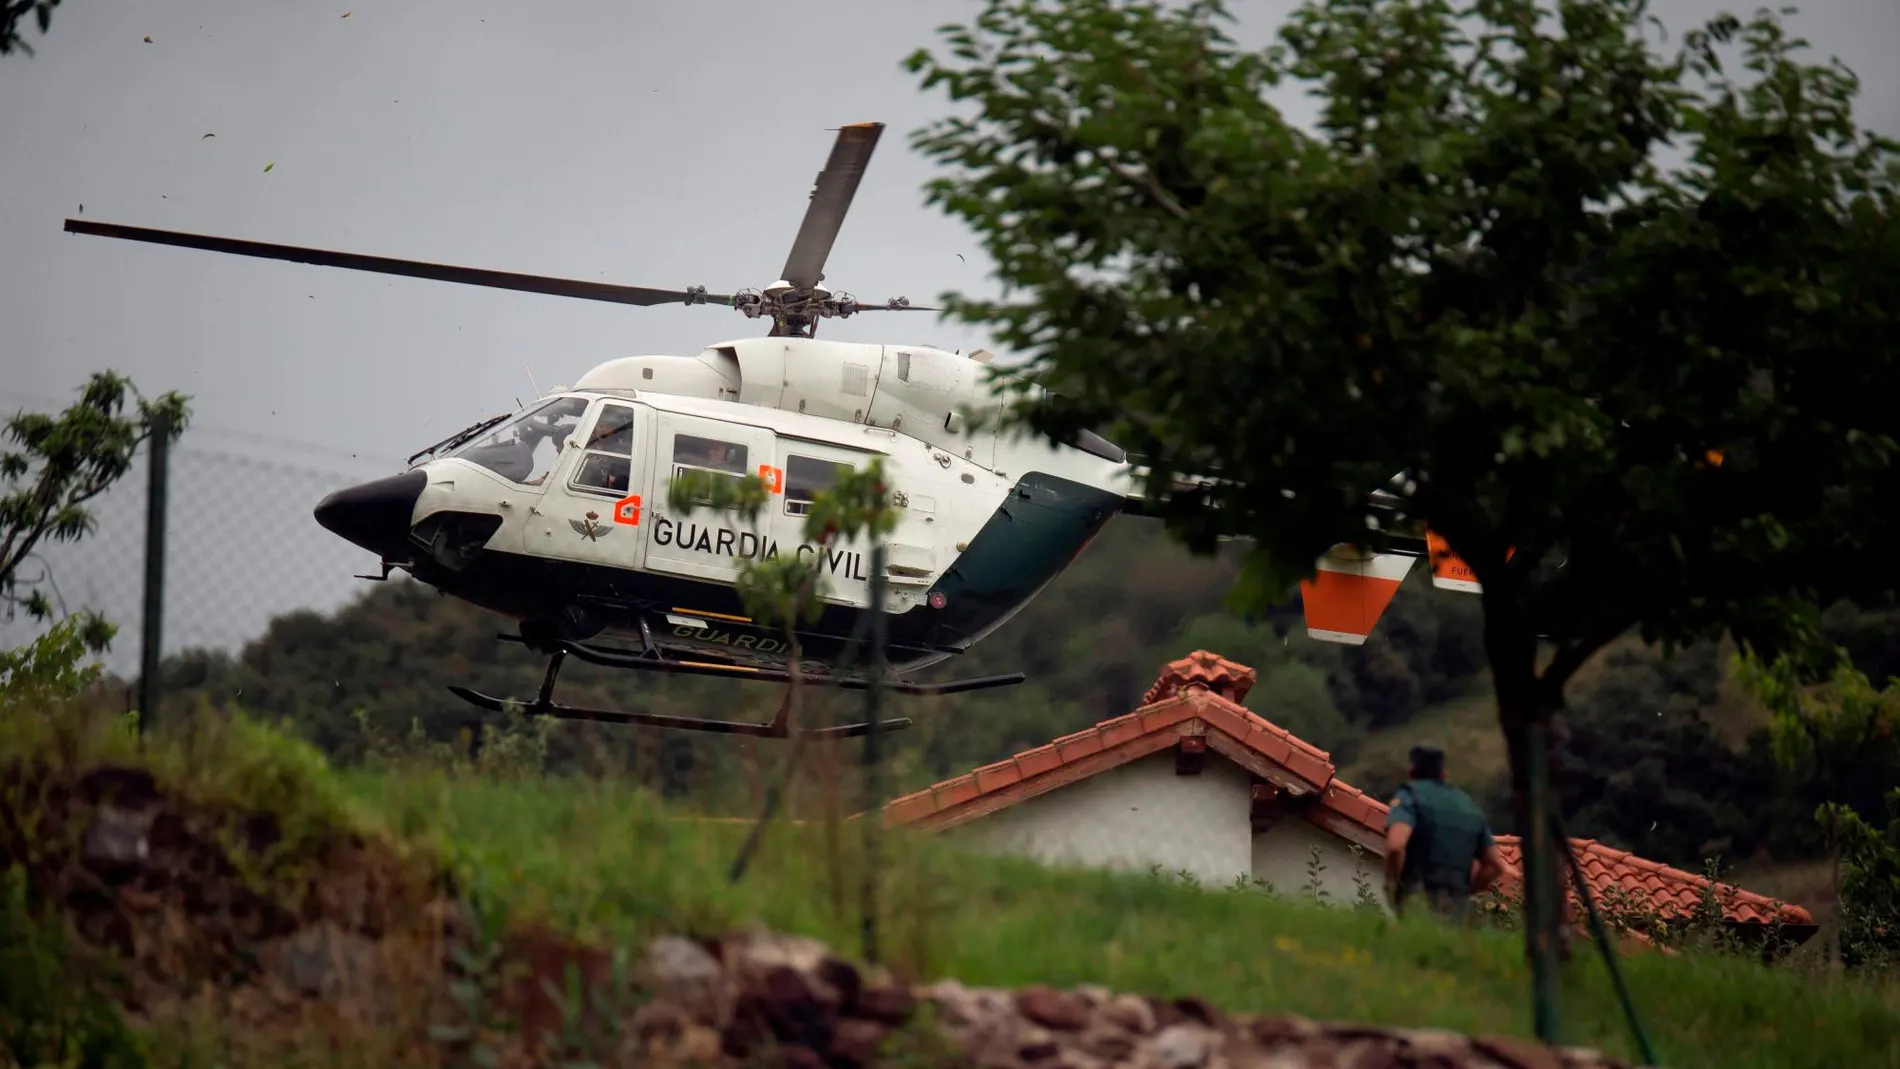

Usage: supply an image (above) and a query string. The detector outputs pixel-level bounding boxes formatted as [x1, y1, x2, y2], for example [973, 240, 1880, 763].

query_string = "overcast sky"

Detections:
[3, 0, 1895, 671]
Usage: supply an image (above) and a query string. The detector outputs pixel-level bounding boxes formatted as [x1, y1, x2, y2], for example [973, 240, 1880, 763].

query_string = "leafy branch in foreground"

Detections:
[0, 0, 61, 57]
[1, 372, 190, 652]
[1739, 647, 1900, 969]
[665, 458, 897, 641]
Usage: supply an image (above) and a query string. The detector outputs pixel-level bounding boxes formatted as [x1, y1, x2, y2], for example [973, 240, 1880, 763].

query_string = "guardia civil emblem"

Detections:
[570, 511, 612, 541]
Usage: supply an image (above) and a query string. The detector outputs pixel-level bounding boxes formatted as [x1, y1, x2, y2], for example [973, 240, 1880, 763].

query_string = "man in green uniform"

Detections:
[1383, 744, 1506, 923]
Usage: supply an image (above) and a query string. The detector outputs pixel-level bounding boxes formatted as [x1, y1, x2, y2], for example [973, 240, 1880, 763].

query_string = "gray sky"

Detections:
[3, 0, 1894, 671]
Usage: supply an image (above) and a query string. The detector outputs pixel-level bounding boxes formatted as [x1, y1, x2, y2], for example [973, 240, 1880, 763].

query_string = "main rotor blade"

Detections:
[779, 122, 882, 291]
[63, 219, 734, 308]
[842, 302, 939, 313]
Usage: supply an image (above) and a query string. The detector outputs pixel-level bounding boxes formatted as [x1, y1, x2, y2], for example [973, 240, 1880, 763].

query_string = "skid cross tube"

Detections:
[446, 643, 911, 739]
[446, 682, 907, 739]
[445, 633, 1024, 739]
[494, 633, 1026, 695]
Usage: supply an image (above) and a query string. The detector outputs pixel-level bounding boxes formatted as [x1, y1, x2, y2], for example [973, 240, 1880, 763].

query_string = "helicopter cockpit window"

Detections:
[784, 454, 855, 517]
[446, 395, 590, 487]
[570, 403, 639, 497]
[671, 434, 750, 507]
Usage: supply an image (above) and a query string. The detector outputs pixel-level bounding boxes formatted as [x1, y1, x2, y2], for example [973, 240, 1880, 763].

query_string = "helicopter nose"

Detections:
[313, 470, 426, 557]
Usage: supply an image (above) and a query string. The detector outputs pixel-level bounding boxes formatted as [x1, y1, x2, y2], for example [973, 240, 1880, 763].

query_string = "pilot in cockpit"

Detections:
[494, 414, 567, 486]
[521, 418, 575, 486]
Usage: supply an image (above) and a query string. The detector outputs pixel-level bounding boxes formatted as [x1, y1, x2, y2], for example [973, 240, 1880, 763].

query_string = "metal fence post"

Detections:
[1525, 717, 1562, 1043]
[860, 541, 887, 965]
[137, 410, 172, 738]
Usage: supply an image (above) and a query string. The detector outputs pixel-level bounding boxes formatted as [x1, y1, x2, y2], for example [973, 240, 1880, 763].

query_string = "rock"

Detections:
[856, 981, 917, 1025]
[1015, 1022, 1061, 1061]
[1102, 994, 1158, 1036]
[676, 1023, 723, 1063]
[817, 956, 866, 1015]
[1078, 1023, 1139, 1060]
[829, 1017, 890, 1066]
[921, 979, 992, 1030]
[1471, 1035, 1568, 1069]
[1337, 1036, 1404, 1069]
[721, 929, 834, 985]
[1149, 1023, 1215, 1069]
[1249, 1016, 1321, 1047]
[754, 963, 838, 1049]
[1016, 984, 1092, 1032]
[272, 922, 378, 998]
[1401, 1027, 1475, 1060]
[778, 1043, 828, 1069]
[416, 920, 1638, 1069]
[639, 934, 733, 1029]
[82, 804, 154, 871]
[1169, 996, 1221, 1027]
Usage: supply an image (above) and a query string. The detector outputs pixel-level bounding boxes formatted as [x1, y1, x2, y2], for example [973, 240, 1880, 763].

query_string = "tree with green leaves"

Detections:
[904, 0, 1899, 1042]
[1739, 648, 1900, 969]
[1, 0, 61, 56]
[2, 372, 190, 654]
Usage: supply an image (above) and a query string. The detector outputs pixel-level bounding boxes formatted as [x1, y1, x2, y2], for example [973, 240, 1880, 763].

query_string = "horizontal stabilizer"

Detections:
[1300, 546, 1417, 645]
[1425, 529, 1483, 594]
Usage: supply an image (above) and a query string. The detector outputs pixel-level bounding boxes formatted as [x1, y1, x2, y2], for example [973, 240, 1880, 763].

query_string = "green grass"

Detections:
[4, 693, 1897, 1069]
[346, 763, 1900, 1069]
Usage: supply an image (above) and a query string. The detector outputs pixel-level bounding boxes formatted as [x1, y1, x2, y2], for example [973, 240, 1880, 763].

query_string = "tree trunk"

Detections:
[1484, 590, 1565, 1045]
[1827, 809, 1845, 974]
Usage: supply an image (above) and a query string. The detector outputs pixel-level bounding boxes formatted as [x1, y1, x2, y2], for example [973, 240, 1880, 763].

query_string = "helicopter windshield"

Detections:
[445, 395, 590, 486]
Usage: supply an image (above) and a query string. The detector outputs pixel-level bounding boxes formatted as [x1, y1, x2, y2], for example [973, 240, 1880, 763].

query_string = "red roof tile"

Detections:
[1490, 837, 1811, 927]
[882, 649, 1814, 929]
[1144, 649, 1257, 705]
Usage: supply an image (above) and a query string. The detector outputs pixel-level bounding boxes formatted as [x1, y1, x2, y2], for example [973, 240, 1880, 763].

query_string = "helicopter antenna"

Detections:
[523, 361, 541, 397]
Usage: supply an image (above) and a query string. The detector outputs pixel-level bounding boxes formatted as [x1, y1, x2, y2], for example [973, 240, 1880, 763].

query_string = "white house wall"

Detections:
[948, 750, 1255, 886]
[1251, 816, 1388, 912]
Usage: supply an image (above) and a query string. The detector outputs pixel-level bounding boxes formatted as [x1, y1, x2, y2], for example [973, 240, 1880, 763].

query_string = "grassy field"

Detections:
[348, 765, 1900, 1069]
[4, 699, 1897, 1069]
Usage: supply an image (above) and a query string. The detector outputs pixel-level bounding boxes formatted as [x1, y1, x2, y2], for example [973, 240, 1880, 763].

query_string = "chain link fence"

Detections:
[1, 390, 390, 678]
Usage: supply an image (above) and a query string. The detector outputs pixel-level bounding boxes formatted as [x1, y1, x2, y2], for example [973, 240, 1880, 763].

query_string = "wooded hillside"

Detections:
[134, 517, 1898, 879]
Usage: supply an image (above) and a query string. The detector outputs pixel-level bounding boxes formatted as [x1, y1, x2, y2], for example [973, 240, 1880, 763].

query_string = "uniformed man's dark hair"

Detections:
[1408, 745, 1446, 780]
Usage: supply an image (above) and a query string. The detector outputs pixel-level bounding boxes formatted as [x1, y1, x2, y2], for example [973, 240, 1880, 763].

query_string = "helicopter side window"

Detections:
[571, 403, 639, 497]
[447, 395, 590, 487]
[784, 454, 855, 517]
[670, 433, 750, 507]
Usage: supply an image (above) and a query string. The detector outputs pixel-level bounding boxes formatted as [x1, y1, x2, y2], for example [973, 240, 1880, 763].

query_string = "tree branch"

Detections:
[1539, 614, 1633, 698]
[1027, 108, 1191, 220]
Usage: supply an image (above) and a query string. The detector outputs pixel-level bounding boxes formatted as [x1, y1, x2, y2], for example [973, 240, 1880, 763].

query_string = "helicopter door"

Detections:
[645, 411, 776, 584]
[770, 445, 876, 609]
[523, 399, 653, 572]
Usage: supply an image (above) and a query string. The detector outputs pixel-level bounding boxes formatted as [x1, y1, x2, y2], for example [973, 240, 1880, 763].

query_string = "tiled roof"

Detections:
[1489, 837, 1808, 927]
[883, 649, 1813, 929]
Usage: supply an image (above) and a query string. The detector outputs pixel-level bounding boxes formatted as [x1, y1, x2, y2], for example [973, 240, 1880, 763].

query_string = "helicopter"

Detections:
[61, 122, 1482, 740]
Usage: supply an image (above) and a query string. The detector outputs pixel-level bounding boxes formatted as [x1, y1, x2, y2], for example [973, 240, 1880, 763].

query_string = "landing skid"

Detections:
[446, 632, 1025, 739]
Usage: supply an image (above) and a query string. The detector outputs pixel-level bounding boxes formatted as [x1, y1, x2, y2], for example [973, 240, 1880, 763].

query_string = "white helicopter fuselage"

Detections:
[385, 335, 1139, 666]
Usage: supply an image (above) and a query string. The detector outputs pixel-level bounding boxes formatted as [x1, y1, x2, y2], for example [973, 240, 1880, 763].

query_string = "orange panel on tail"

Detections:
[1425, 529, 1482, 594]
[1300, 548, 1415, 645]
